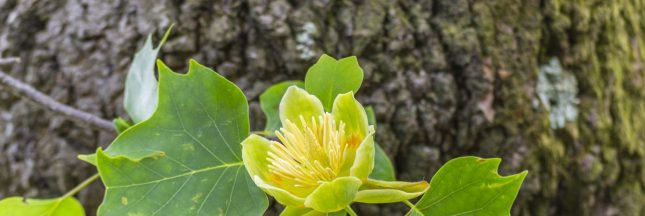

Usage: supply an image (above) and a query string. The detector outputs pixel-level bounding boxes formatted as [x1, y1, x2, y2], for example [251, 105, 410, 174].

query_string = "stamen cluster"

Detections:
[268, 114, 348, 188]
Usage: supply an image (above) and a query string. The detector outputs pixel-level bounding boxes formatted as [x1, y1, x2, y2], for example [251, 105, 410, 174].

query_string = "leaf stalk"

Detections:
[63, 173, 100, 198]
[345, 206, 358, 216]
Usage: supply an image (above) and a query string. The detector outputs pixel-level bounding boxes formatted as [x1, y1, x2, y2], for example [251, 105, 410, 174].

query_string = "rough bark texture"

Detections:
[0, 0, 644, 215]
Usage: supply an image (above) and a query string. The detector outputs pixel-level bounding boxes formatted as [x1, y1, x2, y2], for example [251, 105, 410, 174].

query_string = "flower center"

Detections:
[267, 113, 350, 190]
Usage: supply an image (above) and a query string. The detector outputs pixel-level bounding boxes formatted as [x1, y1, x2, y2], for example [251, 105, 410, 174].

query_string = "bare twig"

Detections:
[0, 57, 20, 65]
[0, 65, 115, 132]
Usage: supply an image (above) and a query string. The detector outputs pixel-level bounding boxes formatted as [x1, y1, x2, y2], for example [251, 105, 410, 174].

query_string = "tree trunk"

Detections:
[0, 0, 643, 215]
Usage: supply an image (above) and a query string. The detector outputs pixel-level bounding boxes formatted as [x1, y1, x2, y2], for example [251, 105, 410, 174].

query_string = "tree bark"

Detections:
[0, 0, 643, 215]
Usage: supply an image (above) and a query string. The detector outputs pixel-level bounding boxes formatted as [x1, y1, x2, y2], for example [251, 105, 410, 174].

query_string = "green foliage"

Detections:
[370, 145, 396, 181]
[0, 197, 84, 216]
[259, 80, 304, 132]
[305, 54, 364, 111]
[95, 60, 267, 215]
[365, 106, 376, 126]
[123, 26, 172, 123]
[408, 157, 527, 216]
[365, 106, 396, 181]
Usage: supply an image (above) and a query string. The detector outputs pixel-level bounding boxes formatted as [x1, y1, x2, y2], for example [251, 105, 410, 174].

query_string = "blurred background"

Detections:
[0, 0, 644, 215]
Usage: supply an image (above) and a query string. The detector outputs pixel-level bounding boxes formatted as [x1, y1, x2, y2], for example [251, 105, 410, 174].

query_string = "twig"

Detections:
[0, 67, 115, 132]
[62, 173, 100, 198]
[0, 57, 20, 65]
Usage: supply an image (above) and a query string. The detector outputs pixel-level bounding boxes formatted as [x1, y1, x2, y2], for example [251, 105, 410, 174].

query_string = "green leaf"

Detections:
[0, 197, 84, 216]
[364, 106, 396, 181]
[305, 54, 363, 111]
[408, 157, 528, 216]
[96, 60, 268, 215]
[123, 26, 172, 123]
[369, 144, 396, 181]
[259, 80, 304, 132]
[365, 106, 376, 128]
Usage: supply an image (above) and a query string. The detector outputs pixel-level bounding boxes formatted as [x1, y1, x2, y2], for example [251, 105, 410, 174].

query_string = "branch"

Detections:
[0, 57, 20, 65]
[0, 61, 115, 132]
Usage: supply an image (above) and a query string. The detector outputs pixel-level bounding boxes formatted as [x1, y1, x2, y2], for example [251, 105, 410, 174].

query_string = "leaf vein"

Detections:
[197, 100, 242, 161]
[152, 175, 192, 215]
[446, 185, 509, 216]
[107, 162, 243, 189]
[168, 86, 227, 164]
[224, 166, 241, 214]
[163, 154, 195, 171]
[196, 166, 230, 215]
[419, 180, 481, 211]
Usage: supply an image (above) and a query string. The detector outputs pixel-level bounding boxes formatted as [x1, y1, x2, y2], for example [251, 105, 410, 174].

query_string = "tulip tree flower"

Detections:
[242, 86, 429, 215]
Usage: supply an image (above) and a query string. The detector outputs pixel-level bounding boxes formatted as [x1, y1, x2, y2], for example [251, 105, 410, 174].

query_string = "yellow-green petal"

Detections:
[279, 86, 325, 128]
[304, 176, 362, 212]
[241, 134, 273, 180]
[349, 127, 375, 180]
[280, 206, 315, 216]
[331, 92, 369, 141]
[354, 189, 425, 203]
[242, 135, 306, 207]
[363, 178, 430, 192]
[280, 206, 347, 216]
[253, 176, 306, 207]
[355, 178, 429, 203]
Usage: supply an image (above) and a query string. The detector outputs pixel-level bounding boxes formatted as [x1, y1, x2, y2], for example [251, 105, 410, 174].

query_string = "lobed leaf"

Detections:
[408, 157, 527, 216]
[96, 60, 267, 215]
